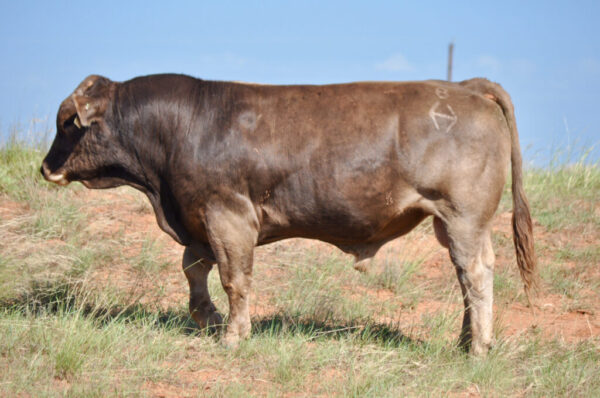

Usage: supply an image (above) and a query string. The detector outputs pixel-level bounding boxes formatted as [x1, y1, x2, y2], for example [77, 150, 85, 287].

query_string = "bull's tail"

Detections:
[460, 78, 538, 300]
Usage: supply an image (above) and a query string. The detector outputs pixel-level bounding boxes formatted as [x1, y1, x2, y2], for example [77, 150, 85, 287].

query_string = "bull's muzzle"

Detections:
[40, 163, 69, 186]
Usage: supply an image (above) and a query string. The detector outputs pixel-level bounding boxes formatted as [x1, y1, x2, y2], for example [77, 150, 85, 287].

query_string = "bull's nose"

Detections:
[40, 163, 69, 185]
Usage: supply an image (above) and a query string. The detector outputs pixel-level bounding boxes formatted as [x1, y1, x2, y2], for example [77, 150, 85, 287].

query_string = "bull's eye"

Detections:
[62, 115, 81, 131]
[60, 115, 86, 140]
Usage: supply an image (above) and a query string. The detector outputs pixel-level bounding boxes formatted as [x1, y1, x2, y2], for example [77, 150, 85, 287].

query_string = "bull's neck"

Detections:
[118, 122, 190, 245]
[114, 105, 176, 191]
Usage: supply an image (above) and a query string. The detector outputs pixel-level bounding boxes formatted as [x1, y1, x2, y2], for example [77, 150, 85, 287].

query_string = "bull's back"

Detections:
[230, 79, 509, 176]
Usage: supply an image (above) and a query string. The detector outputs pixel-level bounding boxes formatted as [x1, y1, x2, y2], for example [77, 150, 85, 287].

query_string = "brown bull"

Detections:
[41, 74, 536, 355]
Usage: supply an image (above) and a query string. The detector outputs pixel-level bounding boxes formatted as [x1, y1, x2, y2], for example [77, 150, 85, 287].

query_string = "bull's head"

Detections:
[41, 75, 125, 189]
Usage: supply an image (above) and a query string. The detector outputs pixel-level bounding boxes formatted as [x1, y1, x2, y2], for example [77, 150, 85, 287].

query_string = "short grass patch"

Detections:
[0, 307, 184, 397]
[514, 158, 599, 233]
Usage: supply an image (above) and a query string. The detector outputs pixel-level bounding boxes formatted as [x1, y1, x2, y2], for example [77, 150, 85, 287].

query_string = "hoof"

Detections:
[207, 312, 224, 328]
[192, 310, 224, 332]
[470, 340, 493, 357]
[222, 333, 240, 348]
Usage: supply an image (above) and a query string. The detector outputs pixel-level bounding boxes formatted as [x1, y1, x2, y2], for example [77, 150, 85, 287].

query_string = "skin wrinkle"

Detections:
[40, 74, 536, 356]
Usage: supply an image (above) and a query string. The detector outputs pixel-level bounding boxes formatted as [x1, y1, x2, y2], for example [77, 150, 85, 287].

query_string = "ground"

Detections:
[0, 144, 598, 397]
[80, 190, 599, 344]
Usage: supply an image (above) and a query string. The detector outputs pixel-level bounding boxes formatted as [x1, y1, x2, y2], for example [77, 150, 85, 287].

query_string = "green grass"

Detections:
[3, 303, 599, 397]
[1, 137, 599, 396]
[368, 259, 423, 294]
[493, 266, 520, 304]
[130, 238, 172, 274]
[555, 245, 600, 267]
[0, 307, 183, 397]
[273, 252, 372, 323]
[541, 261, 585, 300]
[500, 146, 600, 232]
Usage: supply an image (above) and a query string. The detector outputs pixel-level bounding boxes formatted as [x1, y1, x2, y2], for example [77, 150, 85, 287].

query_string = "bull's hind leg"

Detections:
[182, 245, 223, 330]
[444, 217, 495, 356]
[205, 201, 259, 347]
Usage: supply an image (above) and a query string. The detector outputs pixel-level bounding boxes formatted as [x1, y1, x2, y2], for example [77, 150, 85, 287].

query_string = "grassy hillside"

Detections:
[0, 138, 599, 397]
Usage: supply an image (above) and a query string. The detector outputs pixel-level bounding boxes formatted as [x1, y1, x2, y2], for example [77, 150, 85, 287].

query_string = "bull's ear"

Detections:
[71, 94, 108, 127]
[70, 75, 113, 127]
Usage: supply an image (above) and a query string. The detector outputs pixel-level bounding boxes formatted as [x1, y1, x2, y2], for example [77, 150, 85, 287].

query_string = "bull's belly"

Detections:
[256, 206, 428, 247]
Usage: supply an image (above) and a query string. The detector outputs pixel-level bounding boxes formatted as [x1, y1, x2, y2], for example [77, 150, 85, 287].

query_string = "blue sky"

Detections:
[1, 1, 598, 163]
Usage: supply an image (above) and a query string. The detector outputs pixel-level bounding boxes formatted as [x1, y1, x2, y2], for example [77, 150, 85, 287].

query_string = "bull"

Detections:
[41, 74, 536, 355]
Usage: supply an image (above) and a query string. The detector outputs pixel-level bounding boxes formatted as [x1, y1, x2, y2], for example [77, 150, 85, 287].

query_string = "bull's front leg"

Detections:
[204, 200, 259, 347]
[182, 244, 223, 330]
